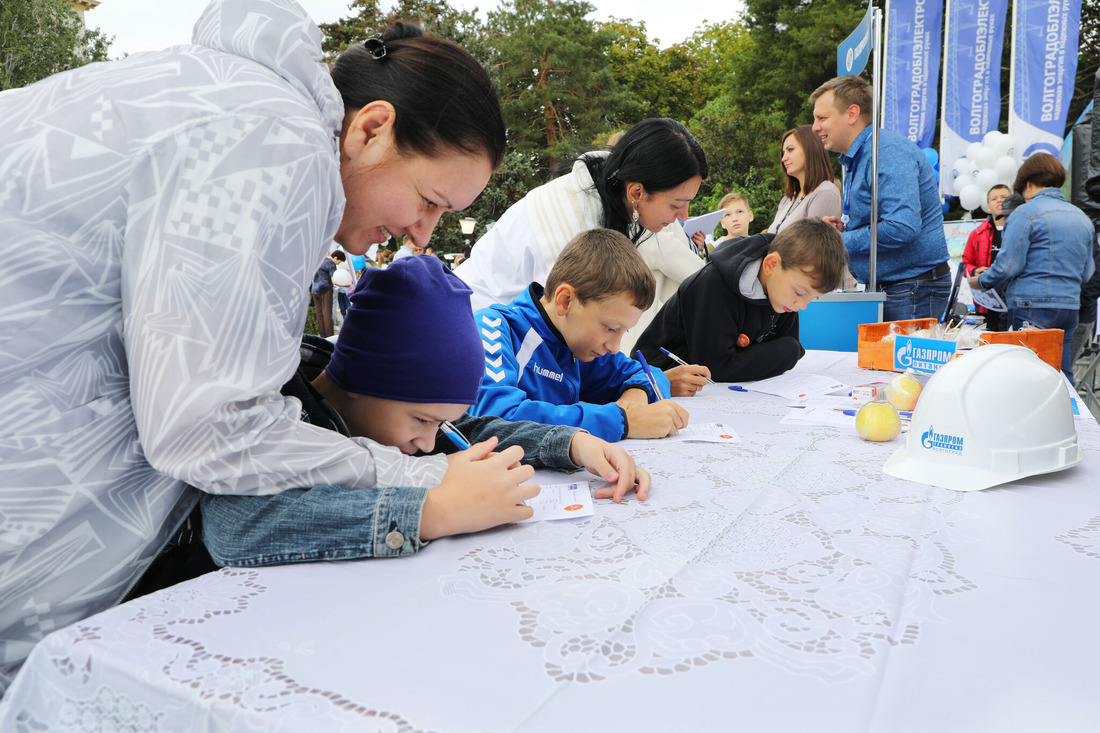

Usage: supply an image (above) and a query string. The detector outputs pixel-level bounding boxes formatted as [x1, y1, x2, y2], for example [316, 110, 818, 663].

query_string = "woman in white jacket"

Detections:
[0, 0, 514, 691]
[455, 118, 711, 360]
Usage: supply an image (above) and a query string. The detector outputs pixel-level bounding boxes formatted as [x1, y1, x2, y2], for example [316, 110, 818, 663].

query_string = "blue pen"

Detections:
[729, 385, 748, 392]
[440, 420, 471, 450]
[659, 347, 716, 385]
[841, 409, 912, 418]
[634, 350, 665, 400]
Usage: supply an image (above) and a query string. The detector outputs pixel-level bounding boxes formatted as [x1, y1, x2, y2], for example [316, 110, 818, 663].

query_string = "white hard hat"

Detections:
[332, 269, 354, 288]
[883, 344, 1081, 491]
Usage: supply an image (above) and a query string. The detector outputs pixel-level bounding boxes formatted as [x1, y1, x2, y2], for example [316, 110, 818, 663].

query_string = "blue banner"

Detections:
[838, 3, 874, 76]
[939, 0, 1009, 194]
[1008, 0, 1082, 159]
[883, 0, 943, 148]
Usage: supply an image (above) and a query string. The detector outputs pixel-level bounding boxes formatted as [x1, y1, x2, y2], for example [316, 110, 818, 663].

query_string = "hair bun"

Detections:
[382, 21, 425, 42]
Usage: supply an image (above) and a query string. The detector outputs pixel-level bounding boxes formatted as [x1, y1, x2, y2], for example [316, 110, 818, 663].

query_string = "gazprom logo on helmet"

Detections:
[921, 425, 964, 455]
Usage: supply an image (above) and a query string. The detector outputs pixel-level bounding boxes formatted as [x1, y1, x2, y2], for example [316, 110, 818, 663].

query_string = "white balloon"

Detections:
[973, 146, 999, 170]
[974, 167, 999, 192]
[995, 134, 1016, 157]
[983, 130, 1003, 147]
[994, 155, 1017, 184]
[959, 183, 984, 211]
[966, 141, 983, 160]
[332, 269, 354, 288]
[951, 156, 970, 181]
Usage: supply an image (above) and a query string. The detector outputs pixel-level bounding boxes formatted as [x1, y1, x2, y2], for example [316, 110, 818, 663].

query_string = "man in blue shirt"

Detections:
[811, 75, 951, 322]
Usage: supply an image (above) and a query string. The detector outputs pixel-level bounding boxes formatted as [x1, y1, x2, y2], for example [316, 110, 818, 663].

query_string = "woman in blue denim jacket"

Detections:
[201, 257, 650, 567]
[971, 153, 1096, 382]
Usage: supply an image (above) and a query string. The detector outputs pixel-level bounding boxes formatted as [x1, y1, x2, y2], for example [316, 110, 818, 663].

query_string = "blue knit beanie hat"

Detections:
[325, 256, 484, 404]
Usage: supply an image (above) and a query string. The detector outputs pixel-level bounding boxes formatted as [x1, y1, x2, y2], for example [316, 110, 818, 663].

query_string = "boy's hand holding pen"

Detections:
[658, 347, 713, 396]
[616, 351, 690, 439]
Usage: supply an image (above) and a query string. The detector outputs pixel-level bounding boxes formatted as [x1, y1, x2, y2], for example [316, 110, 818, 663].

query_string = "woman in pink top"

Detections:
[767, 126, 842, 233]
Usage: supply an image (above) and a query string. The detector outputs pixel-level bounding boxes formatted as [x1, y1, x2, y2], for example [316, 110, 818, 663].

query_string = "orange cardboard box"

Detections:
[857, 319, 937, 371]
[857, 319, 1064, 372]
[983, 329, 1064, 371]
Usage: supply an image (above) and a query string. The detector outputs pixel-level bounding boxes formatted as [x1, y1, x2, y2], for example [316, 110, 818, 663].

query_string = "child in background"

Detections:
[961, 184, 1010, 332]
[714, 192, 754, 245]
[634, 218, 847, 382]
[470, 228, 691, 442]
[201, 256, 649, 567]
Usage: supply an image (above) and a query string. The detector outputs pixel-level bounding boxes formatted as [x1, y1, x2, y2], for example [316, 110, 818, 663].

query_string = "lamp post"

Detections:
[459, 217, 477, 251]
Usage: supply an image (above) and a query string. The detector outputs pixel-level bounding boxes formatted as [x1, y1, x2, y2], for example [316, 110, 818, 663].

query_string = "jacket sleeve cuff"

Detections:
[536, 425, 585, 472]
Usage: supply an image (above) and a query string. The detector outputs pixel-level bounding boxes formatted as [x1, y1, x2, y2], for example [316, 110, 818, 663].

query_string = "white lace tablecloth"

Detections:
[3, 351, 1099, 732]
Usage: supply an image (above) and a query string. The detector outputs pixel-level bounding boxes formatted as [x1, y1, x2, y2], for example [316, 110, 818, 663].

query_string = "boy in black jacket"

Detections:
[634, 218, 846, 382]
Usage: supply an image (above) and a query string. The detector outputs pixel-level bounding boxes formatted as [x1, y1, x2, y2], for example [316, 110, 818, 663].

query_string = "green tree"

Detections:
[486, 0, 640, 168]
[689, 95, 789, 235]
[727, 0, 866, 131]
[1067, 0, 1099, 130]
[319, 0, 487, 63]
[1, 0, 111, 90]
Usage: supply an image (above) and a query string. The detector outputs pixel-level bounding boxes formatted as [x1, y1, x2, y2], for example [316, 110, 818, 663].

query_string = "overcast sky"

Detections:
[87, 0, 741, 57]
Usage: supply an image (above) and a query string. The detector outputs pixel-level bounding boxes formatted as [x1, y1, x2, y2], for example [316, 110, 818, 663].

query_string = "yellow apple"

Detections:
[855, 401, 902, 442]
[885, 373, 923, 411]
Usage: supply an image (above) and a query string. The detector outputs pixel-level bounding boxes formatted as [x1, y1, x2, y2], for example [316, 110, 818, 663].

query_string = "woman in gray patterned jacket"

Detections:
[0, 0, 509, 691]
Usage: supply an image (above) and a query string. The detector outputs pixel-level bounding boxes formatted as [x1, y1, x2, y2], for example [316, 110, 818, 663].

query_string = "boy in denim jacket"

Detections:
[201, 256, 648, 567]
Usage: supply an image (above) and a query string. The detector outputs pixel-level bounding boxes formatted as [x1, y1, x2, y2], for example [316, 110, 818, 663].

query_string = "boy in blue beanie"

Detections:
[200, 256, 648, 567]
[470, 228, 690, 441]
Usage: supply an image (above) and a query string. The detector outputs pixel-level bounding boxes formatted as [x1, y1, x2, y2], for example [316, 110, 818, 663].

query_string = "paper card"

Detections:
[617, 422, 742, 450]
[729, 373, 850, 400]
[668, 421, 742, 443]
[680, 208, 726, 242]
[518, 482, 594, 523]
[971, 287, 1008, 312]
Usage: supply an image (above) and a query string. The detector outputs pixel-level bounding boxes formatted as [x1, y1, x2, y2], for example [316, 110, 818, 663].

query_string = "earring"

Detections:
[631, 200, 639, 224]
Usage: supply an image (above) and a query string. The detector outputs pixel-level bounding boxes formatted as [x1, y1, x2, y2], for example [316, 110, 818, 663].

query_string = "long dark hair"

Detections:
[582, 118, 708, 243]
[782, 126, 834, 200]
[331, 23, 506, 169]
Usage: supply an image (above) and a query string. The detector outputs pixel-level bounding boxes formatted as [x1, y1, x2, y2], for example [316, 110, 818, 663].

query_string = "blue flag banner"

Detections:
[939, 0, 1009, 194]
[1008, 0, 1082, 159]
[838, 3, 874, 76]
[883, 0, 943, 148]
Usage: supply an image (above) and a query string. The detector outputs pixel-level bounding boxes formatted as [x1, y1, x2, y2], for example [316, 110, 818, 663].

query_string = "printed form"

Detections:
[518, 481, 594, 523]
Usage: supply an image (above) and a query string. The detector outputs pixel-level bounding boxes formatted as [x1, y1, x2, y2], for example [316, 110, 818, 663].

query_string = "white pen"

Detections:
[658, 347, 716, 384]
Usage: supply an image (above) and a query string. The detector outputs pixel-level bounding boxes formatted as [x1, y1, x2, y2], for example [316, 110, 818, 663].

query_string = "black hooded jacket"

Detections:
[634, 233, 804, 382]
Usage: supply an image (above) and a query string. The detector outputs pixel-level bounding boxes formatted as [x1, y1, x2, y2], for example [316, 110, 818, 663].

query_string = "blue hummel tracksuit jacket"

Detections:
[470, 284, 670, 442]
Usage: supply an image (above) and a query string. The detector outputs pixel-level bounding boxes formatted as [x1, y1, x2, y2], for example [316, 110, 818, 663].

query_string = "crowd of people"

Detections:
[0, 0, 1096, 696]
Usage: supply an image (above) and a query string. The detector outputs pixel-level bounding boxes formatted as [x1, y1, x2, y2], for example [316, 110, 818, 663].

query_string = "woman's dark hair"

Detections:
[582, 118, 708, 243]
[1012, 152, 1065, 194]
[782, 126, 835, 200]
[331, 23, 505, 169]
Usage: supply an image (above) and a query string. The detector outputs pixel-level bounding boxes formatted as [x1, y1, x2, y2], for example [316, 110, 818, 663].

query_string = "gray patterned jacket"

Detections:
[0, 0, 447, 691]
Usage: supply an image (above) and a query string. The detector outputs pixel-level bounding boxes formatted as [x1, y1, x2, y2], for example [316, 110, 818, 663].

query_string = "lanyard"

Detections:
[841, 145, 864, 225]
[775, 193, 807, 231]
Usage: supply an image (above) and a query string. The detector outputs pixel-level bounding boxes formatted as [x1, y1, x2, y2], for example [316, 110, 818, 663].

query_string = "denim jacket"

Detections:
[201, 336, 584, 568]
[977, 189, 1096, 309]
[201, 413, 580, 566]
[840, 127, 949, 284]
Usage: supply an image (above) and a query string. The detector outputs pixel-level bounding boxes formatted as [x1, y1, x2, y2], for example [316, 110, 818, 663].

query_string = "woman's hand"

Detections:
[420, 437, 537, 540]
[568, 432, 651, 502]
[969, 266, 989, 291]
[664, 364, 711, 396]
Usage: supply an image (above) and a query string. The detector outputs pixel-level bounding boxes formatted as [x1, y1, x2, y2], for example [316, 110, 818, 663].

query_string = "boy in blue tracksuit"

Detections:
[471, 228, 690, 442]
